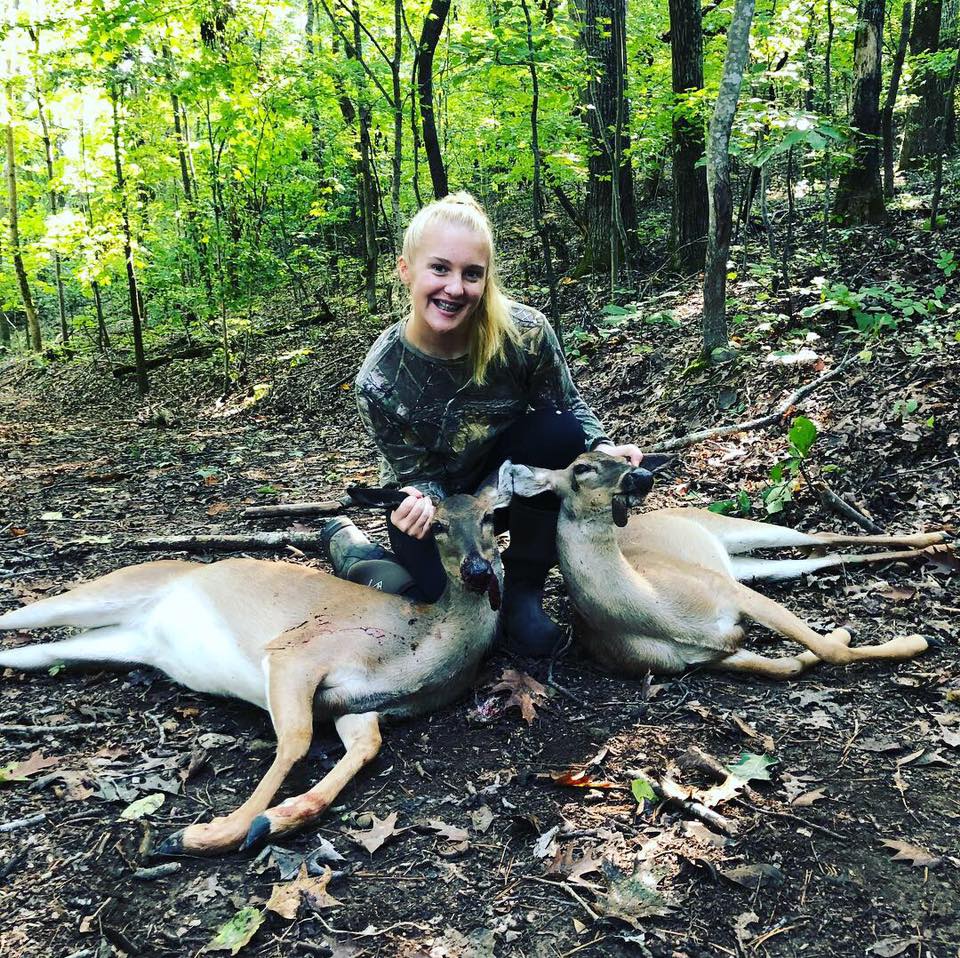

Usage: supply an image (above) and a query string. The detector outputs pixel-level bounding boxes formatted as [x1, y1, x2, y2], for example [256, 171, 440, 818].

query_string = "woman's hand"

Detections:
[390, 486, 436, 540]
[594, 442, 644, 467]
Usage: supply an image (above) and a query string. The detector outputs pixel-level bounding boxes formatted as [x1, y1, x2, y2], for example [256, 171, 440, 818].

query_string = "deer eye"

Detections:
[481, 512, 495, 526]
[431, 520, 449, 536]
[573, 463, 594, 477]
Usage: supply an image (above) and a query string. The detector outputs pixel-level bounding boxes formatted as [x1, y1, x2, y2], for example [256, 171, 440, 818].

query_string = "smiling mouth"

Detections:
[431, 298, 464, 315]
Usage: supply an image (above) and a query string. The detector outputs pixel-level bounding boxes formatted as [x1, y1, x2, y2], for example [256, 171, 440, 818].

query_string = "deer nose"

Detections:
[622, 468, 654, 497]
[460, 552, 494, 592]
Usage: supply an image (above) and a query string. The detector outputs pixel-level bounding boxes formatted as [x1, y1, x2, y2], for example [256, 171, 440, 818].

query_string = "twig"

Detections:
[0, 722, 114, 735]
[132, 862, 182, 880]
[525, 875, 600, 921]
[813, 481, 883, 534]
[649, 356, 855, 453]
[244, 499, 349, 519]
[133, 531, 327, 553]
[0, 812, 47, 833]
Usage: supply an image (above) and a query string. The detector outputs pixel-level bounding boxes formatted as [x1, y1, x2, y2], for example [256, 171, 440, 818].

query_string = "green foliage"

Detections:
[801, 280, 948, 340]
[762, 416, 818, 515]
[936, 251, 957, 278]
[708, 490, 752, 516]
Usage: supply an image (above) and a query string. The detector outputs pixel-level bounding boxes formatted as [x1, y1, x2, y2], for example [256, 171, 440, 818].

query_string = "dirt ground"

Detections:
[1, 232, 959, 958]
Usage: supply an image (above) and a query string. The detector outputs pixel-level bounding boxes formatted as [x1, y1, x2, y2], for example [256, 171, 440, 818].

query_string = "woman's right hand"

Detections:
[390, 486, 436, 540]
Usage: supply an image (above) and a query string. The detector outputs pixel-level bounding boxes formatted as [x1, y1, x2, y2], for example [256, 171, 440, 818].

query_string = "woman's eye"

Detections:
[430, 263, 447, 273]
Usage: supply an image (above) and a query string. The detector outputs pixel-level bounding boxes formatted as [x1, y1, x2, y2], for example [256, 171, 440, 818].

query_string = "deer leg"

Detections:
[731, 546, 936, 583]
[715, 629, 854, 679]
[0, 626, 150, 671]
[156, 658, 321, 856]
[737, 585, 928, 665]
[811, 531, 945, 549]
[243, 711, 382, 850]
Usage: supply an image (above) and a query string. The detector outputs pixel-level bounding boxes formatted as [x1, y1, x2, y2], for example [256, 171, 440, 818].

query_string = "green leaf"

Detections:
[203, 908, 264, 955]
[631, 778, 658, 804]
[788, 416, 817, 457]
[120, 793, 165, 820]
[726, 752, 778, 783]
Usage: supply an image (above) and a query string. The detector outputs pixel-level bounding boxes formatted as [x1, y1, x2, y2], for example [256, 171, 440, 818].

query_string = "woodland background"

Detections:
[0, 1, 959, 957]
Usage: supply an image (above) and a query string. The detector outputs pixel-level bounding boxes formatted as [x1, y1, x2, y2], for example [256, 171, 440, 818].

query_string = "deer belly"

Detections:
[143, 592, 268, 708]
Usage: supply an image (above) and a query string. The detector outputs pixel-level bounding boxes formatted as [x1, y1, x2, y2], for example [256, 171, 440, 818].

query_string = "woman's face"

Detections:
[399, 221, 489, 358]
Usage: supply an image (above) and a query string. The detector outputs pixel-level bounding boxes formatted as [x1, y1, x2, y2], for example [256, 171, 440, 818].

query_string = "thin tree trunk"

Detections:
[834, 0, 886, 223]
[703, 0, 756, 358]
[4, 82, 41, 351]
[882, 2, 911, 196]
[519, 0, 560, 340]
[669, 0, 708, 273]
[821, 0, 834, 249]
[417, 0, 450, 198]
[930, 47, 960, 229]
[29, 28, 68, 343]
[109, 86, 149, 396]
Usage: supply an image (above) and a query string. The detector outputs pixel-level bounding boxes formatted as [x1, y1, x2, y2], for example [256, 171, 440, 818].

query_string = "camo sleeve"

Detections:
[519, 307, 612, 450]
[355, 386, 450, 501]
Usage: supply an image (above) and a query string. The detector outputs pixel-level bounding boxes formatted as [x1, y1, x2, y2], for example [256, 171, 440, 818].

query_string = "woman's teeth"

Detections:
[432, 299, 461, 314]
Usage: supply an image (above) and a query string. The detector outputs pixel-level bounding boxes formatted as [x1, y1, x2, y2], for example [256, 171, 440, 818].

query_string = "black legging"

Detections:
[387, 410, 588, 602]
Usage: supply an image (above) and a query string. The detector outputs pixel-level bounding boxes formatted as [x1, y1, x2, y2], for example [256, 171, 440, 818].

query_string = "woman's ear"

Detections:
[397, 254, 410, 285]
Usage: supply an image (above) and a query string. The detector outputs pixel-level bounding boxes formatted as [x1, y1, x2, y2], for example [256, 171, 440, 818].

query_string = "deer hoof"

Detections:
[240, 814, 273, 851]
[154, 829, 186, 857]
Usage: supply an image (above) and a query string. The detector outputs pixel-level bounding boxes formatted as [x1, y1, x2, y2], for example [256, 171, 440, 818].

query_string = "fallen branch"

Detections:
[0, 812, 47, 833]
[243, 499, 348, 520]
[813, 481, 883, 534]
[133, 532, 327, 553]
[112, 345, 213, 378]
[630, 768, 736, 835]
[0, 722, 113, 735]
[650, 356, 855, 453]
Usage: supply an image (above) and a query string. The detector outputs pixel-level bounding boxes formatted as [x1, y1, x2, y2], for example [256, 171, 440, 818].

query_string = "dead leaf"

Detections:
[683, 821, 731, 846]
[729, 714, 775, 752]
[925, 547, 960, 573]
[206, 502, 232, 516]
[546, 846, 604, 886]
[550, 769, 617, 789]
[876, 584, 917, 603]
[266, 865, 340, 919]
[0, 750, 60, 783]
[490, 669, 548, 723]
[879, 839, 943, 868]
[791, 787, 828, 807]
[470, 805, 494, 834]
[426, 819, 469, 843]
[721, 863, 785, 889]
[594, 860, 673, 926]
[701, 752, 778, 808]
[867, 936, 923, 957]
[346, 811, 399, 854]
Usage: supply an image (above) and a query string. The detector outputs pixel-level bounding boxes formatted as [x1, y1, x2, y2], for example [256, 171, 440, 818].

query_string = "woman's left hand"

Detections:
[594, 442, 644, 467]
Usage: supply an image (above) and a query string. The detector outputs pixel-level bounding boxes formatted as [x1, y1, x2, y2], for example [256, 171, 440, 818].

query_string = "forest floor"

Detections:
[1, 208, 959, 958]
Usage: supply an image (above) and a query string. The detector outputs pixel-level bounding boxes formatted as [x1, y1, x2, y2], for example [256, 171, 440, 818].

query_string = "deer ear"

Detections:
[347, 485, 409, 509]
[494, 461, 552, 509]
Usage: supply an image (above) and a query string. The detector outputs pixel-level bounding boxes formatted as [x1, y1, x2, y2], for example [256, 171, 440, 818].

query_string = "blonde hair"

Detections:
[401, 192, 519, 385]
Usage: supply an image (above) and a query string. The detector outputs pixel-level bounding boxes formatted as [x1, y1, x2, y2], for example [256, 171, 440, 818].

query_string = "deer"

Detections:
[499, 452, 947, 679]
[0, 487, 504, 856]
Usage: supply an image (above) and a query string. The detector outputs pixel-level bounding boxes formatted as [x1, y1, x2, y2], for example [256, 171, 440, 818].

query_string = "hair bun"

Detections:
[442, 191, 484, 212]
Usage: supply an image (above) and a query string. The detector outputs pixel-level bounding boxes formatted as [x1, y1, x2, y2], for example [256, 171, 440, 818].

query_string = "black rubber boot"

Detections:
[320, 517, 416, 596]
[500, 499, 564, 657]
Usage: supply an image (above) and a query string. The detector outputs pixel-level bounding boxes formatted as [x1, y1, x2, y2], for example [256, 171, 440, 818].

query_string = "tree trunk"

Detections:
[702, 0, 756, 358]
[417, 0, 450, 199]
[930, 47, 960, 229]
[29, 26, 69, 344]
[110, 86, 149, 396]
[578, 0, 639, 281]
[882, 2, 911, 197]
[520, 0, 560, 339]
[4, 82, 41, 352]
[669, 0, 708, 273]
[898, 0, 946, 169]
[821, 0, 834, 248]
[834, 0, 886, 224]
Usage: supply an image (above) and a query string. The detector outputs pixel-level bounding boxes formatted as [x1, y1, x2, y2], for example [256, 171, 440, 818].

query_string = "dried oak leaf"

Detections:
[490, 669, 548, 724]
[266, 864, 340, 919]
[346, 811, 400, 854]
[426, 819, 469, 843]
[546, 845, 604, 886]
[0, 750, 60, 784]
[879, 839, 943, 868]
[594, 860, 673, 926]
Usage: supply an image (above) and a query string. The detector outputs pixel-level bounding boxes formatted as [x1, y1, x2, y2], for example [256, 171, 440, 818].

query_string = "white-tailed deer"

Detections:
[0, 489, 504, 856]
[501, 453, 946, 679]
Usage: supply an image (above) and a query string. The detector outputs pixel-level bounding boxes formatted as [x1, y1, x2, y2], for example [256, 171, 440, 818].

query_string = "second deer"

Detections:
[0, 488, 504, 855]
[500, 453, 946, 678]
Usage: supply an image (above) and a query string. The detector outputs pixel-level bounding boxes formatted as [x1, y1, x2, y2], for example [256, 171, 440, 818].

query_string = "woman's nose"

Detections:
[444, 274, 464, 296]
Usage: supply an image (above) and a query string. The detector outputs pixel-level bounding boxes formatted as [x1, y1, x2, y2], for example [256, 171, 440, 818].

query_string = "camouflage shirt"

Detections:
[355, 302, 611, 500]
